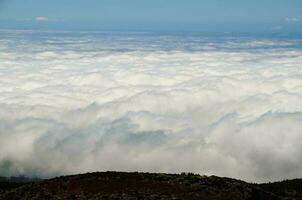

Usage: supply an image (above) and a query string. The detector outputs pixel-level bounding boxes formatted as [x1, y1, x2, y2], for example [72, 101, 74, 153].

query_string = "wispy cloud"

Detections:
[270, 26, 283, 31]
[285, 17, 300, 22]
[35, 16, 49, 21]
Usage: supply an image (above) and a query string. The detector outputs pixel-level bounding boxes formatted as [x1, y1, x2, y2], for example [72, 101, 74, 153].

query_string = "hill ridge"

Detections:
[1, 172, 301, 200]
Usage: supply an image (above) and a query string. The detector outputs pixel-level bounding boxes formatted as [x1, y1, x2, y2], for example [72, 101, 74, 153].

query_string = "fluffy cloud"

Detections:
[0, 30, 302, 182]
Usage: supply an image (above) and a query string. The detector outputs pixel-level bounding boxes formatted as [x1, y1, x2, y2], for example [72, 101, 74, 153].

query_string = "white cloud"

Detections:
[35, 16, 49, 21]
[0, 30, 302, 182]
[285, 17, 300, 22]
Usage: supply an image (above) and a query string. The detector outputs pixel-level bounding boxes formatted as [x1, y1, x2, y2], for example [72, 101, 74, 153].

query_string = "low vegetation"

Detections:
[0, 172, 301, 200]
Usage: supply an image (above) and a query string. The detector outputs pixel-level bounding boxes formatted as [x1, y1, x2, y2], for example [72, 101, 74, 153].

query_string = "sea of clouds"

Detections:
[1, 30, 302, 182]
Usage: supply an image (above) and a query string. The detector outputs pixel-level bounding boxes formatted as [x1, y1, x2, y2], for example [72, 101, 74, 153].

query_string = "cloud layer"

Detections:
[1, 30, 302, 182]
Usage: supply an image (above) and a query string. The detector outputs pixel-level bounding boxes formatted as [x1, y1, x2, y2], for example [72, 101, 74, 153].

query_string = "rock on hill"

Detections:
[0, 172, 301, 200]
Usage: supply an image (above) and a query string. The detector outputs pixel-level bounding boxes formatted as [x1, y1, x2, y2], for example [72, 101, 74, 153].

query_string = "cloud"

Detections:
[0, 30, 302, 183]
[270, 26, 283, 31]
[35, 16, 49, 21]
[285, 17, 300, 22]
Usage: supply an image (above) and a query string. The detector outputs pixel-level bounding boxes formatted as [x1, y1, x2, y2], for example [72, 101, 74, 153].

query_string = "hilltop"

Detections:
[0, 172, 301, 200]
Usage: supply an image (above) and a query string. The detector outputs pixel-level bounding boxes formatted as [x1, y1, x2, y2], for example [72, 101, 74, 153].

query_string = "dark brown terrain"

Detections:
[0, 172, 301, 200]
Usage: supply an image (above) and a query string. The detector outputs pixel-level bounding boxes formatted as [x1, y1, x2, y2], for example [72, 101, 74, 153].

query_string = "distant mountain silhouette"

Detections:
[0, 172, 301, 200]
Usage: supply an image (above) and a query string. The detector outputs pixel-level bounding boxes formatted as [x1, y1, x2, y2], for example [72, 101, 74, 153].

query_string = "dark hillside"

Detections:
[0, 172, 300, 200]
[259, 179, 302, 200]
[0, 176, 40, 193]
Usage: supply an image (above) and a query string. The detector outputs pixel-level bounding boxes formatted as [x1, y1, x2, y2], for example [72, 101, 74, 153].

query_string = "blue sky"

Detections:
[0, 0, 301, 32]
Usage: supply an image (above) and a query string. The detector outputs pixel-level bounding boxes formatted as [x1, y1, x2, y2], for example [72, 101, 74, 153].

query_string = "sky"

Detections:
[0, 0, 301, 32]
